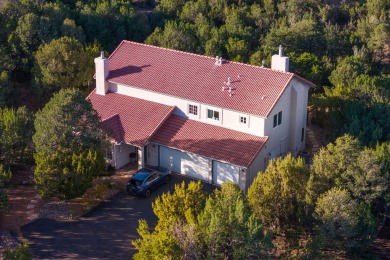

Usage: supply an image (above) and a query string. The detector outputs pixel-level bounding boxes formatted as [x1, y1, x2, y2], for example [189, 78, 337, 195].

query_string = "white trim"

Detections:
[152, 142, 246, 168]
[109, 80, 268, 119]
[239, 114, 249, 128]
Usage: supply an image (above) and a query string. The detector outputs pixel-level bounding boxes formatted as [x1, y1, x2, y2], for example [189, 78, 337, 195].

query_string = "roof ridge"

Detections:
[121, 40, 216, 61]
[101, 113, 120, 122]
[119, 40, 294, 75]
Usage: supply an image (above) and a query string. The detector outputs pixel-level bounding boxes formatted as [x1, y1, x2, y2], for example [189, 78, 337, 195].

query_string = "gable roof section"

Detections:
[100, 114, 123, 143]
[150, 115, 268, 167]
[88, 90, 175, 147]
[106, 41, 315, 118]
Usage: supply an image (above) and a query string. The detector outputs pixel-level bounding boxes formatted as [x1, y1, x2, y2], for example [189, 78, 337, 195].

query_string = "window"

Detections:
[146, 174, 158, 184]
[239, 116, 247, 124]
[273, 111, 282, 128]
[106, 149, 113, 160]
[207, 109, 219, 120]
[189, 104, 198, 115]
[301, 127, 305, 142]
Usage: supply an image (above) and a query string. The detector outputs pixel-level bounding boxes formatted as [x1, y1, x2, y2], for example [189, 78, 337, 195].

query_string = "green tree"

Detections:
[344, 148, 388, 203]
[307, 134, 360, 205]
[153, 181, 205, 231]
[0, 71, 14, 108]
[0, 106, 34, 164]
[34, 147, 104, 198]
[61, 18, 86, 44]
[328, 56, 366, 93]
[14, 12, 41, 54]
[308, 134, 389, 205]
[145, 20, 198, 53]
[132, 181, 205, 259]
[198, 182, 273, 259]
[157, 0, 187, 16]
[225, 37, 250, 62]
[314, 187, 376, 252]
[263, 17, 325, 56]
[33, 36, 90, 91]
[33, 88, 105, 198]
[133, 181, 272, 259]
[77, 0, 141, 50]
[289, 52, 325, 86]
[204, 26, 227, 57]
[248, 154, 310, 232]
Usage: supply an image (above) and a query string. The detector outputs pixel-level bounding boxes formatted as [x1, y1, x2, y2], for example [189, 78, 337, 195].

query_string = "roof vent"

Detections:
[278, 45, 283, 56]
[100, 51, 105, 59]
[227, 77, 231, 85]
[261, 60, 266, 68]
[215, 56, 223, 66]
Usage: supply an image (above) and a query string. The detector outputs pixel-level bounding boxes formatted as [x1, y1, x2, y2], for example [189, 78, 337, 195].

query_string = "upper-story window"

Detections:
[207, 109, 219, 120]
[188, 104, 198, 115]
[239, 116, 247, 124]
[273, 111, 282, 128]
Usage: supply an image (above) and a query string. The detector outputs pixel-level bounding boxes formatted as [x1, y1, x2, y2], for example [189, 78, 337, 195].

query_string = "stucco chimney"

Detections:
[94, 51, 109, 95]
[271, 45, 289, 72]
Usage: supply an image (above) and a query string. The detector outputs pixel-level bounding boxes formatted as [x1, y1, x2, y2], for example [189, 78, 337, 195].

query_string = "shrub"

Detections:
[0, 164, 12, 188]
[0, 191, 9, 213]
[81, 182, 109, 210]
[3, 241, 31, 260]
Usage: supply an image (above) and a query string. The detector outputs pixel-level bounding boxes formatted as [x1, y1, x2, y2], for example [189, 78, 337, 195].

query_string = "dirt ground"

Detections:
[0, 165, 44, 238]
[0, 164, 135, 238]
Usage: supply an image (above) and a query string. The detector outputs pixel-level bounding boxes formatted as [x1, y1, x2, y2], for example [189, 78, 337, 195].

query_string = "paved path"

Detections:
[0, 167, 40, 237]
[22, 174, 215, 259]
[305, 106, 328, 158]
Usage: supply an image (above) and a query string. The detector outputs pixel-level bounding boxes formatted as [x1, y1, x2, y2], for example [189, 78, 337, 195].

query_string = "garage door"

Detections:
[159, 146, 210, 182]
[212, 161, 240, 185]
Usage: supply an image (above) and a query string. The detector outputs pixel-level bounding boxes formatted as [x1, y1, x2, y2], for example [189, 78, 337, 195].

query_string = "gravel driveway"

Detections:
[22, 174, 215, 259]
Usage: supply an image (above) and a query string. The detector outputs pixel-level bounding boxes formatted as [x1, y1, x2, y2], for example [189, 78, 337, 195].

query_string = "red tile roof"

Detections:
[150, 115, 268, 167]
[106, 41, 315, 117]
[87, 90, 175, 147]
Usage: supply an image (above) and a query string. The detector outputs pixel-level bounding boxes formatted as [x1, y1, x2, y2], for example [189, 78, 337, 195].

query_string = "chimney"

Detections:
[271, 45, 289, 72]
[94, 51, 109, 95]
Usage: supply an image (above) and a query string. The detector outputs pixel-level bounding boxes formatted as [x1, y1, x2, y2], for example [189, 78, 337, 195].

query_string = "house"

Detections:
[87, 41, 315, 191]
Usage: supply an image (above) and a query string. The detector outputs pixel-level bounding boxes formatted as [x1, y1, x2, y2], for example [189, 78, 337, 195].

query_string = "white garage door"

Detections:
[159, 146, 210, 182]
[212, 161, 240, 185]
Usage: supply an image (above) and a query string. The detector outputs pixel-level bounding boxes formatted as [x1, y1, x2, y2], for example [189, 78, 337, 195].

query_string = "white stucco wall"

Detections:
[263, 85, 292, 158]
[288, 79, 310, 152]
[110, 82, 266, 137]
[146, 143, 159, 166]
[262, 80, 310, 158]
[114, 143, 135, 169]
[246, 144, 269, 191]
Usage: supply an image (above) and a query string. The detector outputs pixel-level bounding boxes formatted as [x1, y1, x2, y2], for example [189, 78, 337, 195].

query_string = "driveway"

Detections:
[21, 174, 216, 259]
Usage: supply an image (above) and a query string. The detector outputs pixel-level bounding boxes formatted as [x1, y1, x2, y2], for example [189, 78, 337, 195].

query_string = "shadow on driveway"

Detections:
[22, 174, 216, 259]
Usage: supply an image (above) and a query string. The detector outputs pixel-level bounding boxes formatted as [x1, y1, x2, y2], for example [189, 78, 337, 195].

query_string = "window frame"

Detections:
[188, 104, 198, 116]
[273, 111, 282, 128]
[207, 109, 219, 121]
[106, 149, 113, 160]
[239, 116, 247, 124]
